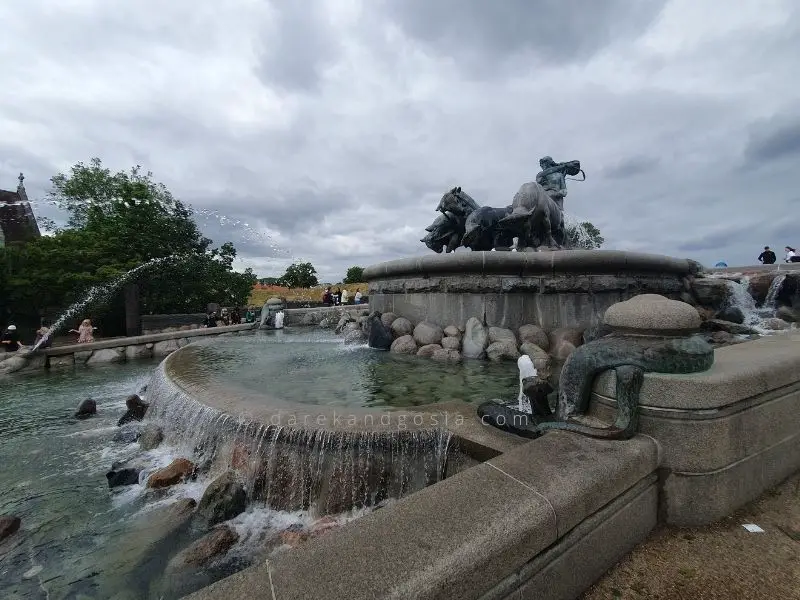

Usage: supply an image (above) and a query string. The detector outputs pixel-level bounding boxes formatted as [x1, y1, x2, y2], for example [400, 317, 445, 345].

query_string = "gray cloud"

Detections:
[1, 0, 799, 280]
[380, 0, 667, 77]
[744, 113, 800, 163]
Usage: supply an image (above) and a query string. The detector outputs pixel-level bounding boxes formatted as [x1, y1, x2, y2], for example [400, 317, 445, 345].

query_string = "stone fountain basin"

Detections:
[146, 343, 521, 515]
[364, 249, 701, 331]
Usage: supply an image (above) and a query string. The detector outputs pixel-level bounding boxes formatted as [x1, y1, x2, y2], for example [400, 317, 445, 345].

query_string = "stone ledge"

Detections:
[42, 323, 257, 357]
[483, 475, 658, 600]
[185, 433, 660, 600]
[592, 331, 800, 409]
[662, 431, 800, 526]
[363, 251, 700, 280]
[590, 381, 800, 473]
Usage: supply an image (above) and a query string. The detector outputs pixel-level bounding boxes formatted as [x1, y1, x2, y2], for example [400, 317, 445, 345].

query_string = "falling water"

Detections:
[562, 213, 600, 250]
[145, 361, 457, 516]
[764, 274, 787, 309]
[274, 311, 285, 329]
[33, 256, 180, 350]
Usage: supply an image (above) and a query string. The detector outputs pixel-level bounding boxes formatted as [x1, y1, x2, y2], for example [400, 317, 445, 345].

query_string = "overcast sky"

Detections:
[1, 0, 798, 281]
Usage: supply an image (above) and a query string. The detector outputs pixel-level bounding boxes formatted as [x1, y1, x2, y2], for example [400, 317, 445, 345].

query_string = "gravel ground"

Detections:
[582, 472, 800, 600]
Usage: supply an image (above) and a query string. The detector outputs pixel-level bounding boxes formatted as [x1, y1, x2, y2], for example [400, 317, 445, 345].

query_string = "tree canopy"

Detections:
[565, 221, 604, 250]
[344, 266, 364, 284]
[280, 262, 319, 288]
[1, 158, 256, 331]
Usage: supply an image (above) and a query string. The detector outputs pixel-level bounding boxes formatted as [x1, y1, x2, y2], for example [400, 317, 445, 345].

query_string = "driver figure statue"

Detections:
[535, 156, 582, 213]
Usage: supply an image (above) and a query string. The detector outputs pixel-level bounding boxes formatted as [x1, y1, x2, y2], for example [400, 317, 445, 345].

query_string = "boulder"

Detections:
[75, 398, 97, 419]
[118, 394, 149, 426]
[462, 317, 489, 359]
[582, 322, 613, 344]
[279, 524, 308, 548]
[416, 344, 442, 358]
[604, 294, 701, 334]
[748, 273, 779, 304]
[413, 322, 444, 346]
[762, 318, 789, 331]
[113, 424, 141, 444]
[0, 354, 28, 375]
[547, 327, 585, 350]
[197, 471, 247, 525]
[776, 306, 799, 323]
[318, 317, 332, 329]
[443, 325, 461, 339]
[691, 278, 731, 308]
[147, 458, 195, 488]
[343, 329, 367, 345]
[552, 340, 577, 360]
[702, 319, 756, 335]
[380, 312, 398, 328]
[106, 468, 141, 488]
[486, 341, 520, 362]
[366, 312, 393, 350]
[87, 348, 126, 365]
[431, 348, 461, 363]
[74, 350, 93, 364]
[139, 424, 164, 450]
[0, 516, 21, 542]
[716, 306, 745, 325]
[441, 336, 461, 350]
[519, 343, 552, 378]
[167, 525, 239, 571]
[390, 317, 414, 338]
[125, 344, 153, 360]
[488, 327, 516, 345]
[48, 355, 75, 369]
[695, 306, 715, 321]
[342, 321, 360, 334]
[710, 331, 735, 345]
[152, 339, 181, 357]
[517, 324, 549, 351]
[335, 315, 354, 334]
[390, 335, 418, 355]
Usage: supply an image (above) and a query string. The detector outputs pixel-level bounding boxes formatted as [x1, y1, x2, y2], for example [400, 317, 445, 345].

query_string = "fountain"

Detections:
[366, 158, 702, 332]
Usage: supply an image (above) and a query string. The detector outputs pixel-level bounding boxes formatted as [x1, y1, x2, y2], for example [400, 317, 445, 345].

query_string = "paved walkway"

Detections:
[583, 471, 800, 599]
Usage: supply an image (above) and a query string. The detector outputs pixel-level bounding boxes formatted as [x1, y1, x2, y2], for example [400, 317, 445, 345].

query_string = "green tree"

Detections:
[343, 266, 364, 284]
[281, 262, 318, 288]
[565, 221, 604, 249]
[1, 158, 256, 330]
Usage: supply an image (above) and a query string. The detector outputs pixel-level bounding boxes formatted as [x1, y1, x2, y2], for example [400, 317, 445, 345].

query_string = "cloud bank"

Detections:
[1, 0, 799, 280]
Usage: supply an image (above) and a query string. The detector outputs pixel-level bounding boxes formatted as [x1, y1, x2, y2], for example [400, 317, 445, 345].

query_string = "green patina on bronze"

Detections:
[479, 334, 714, 440]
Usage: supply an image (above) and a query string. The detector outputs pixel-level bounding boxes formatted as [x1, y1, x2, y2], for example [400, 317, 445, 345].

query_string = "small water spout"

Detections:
[517, 355, 536, 414]
[274, 311, 285, 329]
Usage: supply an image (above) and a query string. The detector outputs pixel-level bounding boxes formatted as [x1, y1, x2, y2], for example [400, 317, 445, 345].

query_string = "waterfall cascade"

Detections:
[145, 358, 459, 516]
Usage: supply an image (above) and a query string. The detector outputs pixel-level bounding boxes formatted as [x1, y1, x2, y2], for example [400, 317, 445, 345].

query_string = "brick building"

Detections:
[0, 173, 41, 247]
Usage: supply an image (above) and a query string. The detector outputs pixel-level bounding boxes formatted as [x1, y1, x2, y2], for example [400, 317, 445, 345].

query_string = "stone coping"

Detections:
[363, 250, 701, 280]
[592, 331, 800, 409]
[161, 343, 523, 455]
[185, 432, 660, 600]
[40, 323, 257, 356]
[706, 263, 800, 274]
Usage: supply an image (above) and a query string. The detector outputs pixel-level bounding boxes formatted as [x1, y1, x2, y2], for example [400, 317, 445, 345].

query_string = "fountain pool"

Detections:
[0, 328, 520, 599]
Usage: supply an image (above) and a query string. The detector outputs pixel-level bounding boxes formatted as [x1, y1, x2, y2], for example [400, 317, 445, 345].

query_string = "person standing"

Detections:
[758, 246, 777, 264]
[341, 289, 349, 304]
[1, 325, 20, 352]
[354, 289, 363, 305]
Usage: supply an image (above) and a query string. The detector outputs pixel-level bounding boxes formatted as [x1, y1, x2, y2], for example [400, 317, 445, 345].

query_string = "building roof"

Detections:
[0, 175, 41, 246]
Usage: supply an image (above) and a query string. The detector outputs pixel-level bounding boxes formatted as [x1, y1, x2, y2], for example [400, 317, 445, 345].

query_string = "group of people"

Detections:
[322, 287, 363, 306]
[757, 246, 800, 264]
[1, 318, 94, 353]
[203, 306, 258, 328]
